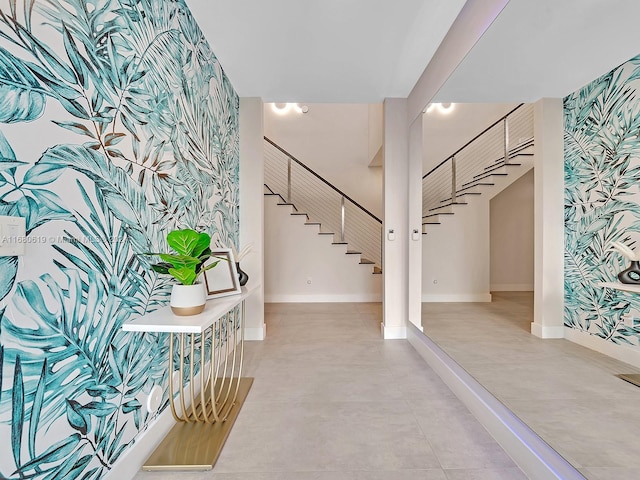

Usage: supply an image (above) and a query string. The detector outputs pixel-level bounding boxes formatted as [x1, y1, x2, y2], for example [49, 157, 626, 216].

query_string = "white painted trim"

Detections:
[564, 327, 640, 369]
[381, 324, 407, 339]
[421, 293, 492, 302]
[244, 324, 266, 341]
[407, 324, 585, 480]
[106, 408, 174, 480]
[530, 322, 564, 339]
[491, 284, 534, 292]
[265, 293, 382, 303]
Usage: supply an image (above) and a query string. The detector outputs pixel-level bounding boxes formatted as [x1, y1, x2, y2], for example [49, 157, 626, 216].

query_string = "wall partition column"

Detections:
[382, 98, 409, 338]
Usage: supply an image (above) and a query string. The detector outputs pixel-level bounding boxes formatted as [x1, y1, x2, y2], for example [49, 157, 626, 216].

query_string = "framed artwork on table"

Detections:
[203, 248, 241, 298]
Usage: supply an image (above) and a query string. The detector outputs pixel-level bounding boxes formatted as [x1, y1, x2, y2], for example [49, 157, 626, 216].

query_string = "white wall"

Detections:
[240, 98, 266, 340]
[422, 160, 533, 301]
[422, 199, 492, 302]
[368, 103, 383, 166]
[490, 169, 534, 291]
[264, 196, 381, 302]
[264, 103, 383, 217]
[382, 98, 411, 339]
[532, 98, 565, 339]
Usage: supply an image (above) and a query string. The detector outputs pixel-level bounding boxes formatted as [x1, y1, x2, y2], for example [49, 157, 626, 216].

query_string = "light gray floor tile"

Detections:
[422, 291, 640, 478]
[443, 467, 528, 480]
[134, 301, 525, 480]
[579, 467, 640, 480]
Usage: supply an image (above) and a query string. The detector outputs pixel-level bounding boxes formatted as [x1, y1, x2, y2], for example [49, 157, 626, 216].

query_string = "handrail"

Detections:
[264, 136, 382, 223]
[422, 103, 525, 179]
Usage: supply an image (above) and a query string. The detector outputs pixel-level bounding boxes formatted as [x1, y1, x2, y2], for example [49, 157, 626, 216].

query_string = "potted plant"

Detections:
[144, 229, 220, 315]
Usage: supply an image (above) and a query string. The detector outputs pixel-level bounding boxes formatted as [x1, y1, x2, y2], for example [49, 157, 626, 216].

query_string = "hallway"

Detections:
[134, 302, 525, 480]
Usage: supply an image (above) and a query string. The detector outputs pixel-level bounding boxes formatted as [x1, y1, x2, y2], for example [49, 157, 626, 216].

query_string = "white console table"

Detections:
[122, 284, 257, 471]
[598, 281, 640, 294]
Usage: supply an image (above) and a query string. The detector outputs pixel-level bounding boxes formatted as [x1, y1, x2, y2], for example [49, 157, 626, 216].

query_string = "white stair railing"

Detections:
[264, 138, 382, 269]
[422, 103, 534, 218]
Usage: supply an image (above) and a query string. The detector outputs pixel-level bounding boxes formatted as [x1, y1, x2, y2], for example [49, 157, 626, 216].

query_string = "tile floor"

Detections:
[134, 302, 526, 480]
[421, 292, 640, 480]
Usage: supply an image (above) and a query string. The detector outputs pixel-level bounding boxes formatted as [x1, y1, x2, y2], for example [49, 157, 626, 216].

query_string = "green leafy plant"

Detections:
[144, 229, 219, 285]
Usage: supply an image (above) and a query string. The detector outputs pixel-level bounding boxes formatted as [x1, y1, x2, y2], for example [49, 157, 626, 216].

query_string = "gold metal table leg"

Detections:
[143, 300, 252, 471]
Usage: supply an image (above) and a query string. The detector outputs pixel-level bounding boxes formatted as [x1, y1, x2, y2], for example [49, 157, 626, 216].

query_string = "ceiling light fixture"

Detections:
[425, 103, 455, 115]
[271, 103, 309, 115]
[272, 103, 292, 114]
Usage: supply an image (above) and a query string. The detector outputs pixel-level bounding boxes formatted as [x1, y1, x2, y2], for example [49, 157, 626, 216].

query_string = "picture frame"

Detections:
[203, 248, 242, 299]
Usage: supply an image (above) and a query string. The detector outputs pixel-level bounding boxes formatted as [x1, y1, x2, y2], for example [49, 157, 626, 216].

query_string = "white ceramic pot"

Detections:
[170, 283, 206, 316]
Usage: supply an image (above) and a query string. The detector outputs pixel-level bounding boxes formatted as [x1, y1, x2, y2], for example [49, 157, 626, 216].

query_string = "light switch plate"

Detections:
[0, 215, 26, 256]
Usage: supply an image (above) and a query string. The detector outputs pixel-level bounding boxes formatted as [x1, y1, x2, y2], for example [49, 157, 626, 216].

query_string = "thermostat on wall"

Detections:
[0, 215, 26, 256]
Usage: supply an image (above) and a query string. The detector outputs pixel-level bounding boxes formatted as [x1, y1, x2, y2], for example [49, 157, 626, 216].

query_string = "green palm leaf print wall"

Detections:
[565, 54, 640, 344]
[0, 1, 239, 478]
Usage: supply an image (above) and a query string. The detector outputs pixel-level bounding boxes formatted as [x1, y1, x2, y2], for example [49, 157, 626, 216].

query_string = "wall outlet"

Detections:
[306, 276, 312, 285]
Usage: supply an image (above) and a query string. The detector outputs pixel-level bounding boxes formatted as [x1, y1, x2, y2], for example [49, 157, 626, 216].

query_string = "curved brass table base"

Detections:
[143, 301, 252, 471]
[142, 377, 253, 471]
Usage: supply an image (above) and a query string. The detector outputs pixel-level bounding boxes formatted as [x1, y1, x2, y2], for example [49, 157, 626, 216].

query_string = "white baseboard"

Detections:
[381, 323, 407, 339]
[490, 284, 534, 292]
[564, 327, 640, 369]
[265, 293, 382, 303]
[421, 293, 492, 302]
[407, 324, 584, 480]
[244, 324, 266, 341]
[105, 407, 174, 480]
[530, 322, 564, 339]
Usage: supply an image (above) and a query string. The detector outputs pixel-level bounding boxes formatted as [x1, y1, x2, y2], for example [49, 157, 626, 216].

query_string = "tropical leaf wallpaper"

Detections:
[564, 54, 640, 346]
[0, 1, 239, 478]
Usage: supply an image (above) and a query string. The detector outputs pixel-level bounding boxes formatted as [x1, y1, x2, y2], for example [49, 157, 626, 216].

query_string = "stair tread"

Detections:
[474, 163, 521, 178]
[319, 232, 335, 235]
[304, 222, 321, 225]
[485, 153, 533, 169]
[483, 152, 533, 170]
[440, 192, 481, 203]
[456, 183, 494, 194]
[360, 260, 374, 265]
[429, 201, 467, 211]
[332, 241, 348, 244]
[346, 250, 362, 255]
[423, 212, 453, 218]
[463, 173, 507, 187]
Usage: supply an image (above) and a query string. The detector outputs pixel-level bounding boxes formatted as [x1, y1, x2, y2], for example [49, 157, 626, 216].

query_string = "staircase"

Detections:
[264, 138, 382, 275]
[422, 103, 534, 233]
[263, 104, 533, 284]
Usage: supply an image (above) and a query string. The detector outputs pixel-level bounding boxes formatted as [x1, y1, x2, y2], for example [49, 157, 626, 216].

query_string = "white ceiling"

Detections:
[187, 0, 640, 104]
[186, 0, 467, 102]
[433, 0, 640, 103]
